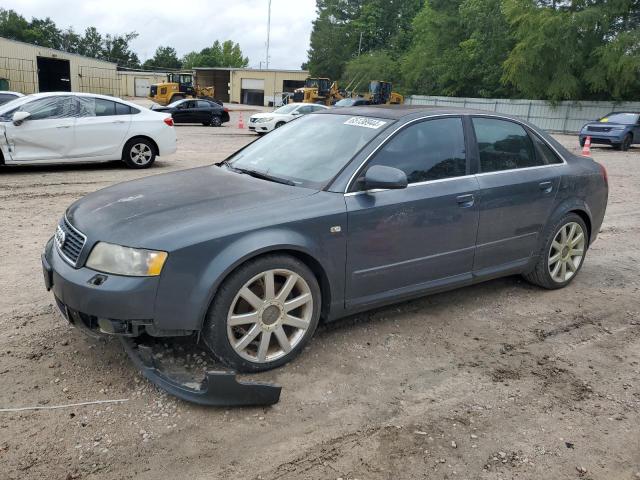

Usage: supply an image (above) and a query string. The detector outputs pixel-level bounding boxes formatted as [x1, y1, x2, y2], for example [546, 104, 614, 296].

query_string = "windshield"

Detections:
[227, 114, 392, 189]
[166, 99, 187, 108]
[599, 113, 639, 124]
[273, 104, 299, 114]
[335, 98, 355, 107]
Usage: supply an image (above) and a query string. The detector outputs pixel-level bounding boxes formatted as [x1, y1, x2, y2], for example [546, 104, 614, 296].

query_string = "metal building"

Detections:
[194, 67, 309, 106]
[0, 36, 119, 95]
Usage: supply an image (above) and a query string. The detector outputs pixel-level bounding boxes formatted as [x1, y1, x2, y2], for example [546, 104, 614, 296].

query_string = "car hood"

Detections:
[250, 112, 288, 119]
[66, 166, 316, 250]
[583, 121, 628, 129]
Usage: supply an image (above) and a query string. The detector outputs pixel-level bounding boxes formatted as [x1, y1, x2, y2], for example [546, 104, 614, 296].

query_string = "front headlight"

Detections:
[86, 242, 168, 277]
[256, 117, 274, 123]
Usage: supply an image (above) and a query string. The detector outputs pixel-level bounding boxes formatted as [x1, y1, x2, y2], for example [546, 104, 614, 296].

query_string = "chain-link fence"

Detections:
[407, 95, 640, 134]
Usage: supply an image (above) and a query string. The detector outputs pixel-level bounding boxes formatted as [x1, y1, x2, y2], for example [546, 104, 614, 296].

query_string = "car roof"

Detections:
[0, 91, 23, 96]
[316, 105, 527, 120]
[3, 91, 144, 109]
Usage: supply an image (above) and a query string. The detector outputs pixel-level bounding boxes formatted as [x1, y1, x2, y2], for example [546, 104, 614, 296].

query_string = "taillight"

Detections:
[163, 117, 174, 127]
[223, 107, 229, 113]
[599, 162, 608, 187]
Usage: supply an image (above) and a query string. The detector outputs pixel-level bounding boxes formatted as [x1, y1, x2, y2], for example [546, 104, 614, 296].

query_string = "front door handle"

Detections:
[539, 181, 553, 193]
[456, 194, 475, 208]
[56, 125, 71, 129]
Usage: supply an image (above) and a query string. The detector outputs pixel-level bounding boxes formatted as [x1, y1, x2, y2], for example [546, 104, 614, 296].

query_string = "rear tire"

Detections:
[523, 213, 588, 290]
[122, 138, 156, 169]
[202, 254, 321, 373]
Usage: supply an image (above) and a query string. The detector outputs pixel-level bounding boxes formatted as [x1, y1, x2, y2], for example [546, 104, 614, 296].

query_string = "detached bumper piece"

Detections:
[119, 337, 281, 407]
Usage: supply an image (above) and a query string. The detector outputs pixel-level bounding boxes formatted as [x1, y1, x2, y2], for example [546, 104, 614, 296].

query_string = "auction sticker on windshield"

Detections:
[344, 117, 387, 129]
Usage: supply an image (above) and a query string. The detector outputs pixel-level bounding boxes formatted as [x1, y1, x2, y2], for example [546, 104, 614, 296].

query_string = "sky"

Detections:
[3, 0, 317, 69]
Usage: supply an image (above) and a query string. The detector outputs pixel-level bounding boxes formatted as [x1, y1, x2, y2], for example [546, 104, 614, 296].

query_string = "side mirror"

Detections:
[363, 165, 408, 191]
[12, 111, 31, 125]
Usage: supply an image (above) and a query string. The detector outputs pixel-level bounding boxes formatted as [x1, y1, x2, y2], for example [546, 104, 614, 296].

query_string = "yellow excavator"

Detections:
[148, 73, 216, 106]
[364, 81, 403, 105]
[292, 78, 344, 106]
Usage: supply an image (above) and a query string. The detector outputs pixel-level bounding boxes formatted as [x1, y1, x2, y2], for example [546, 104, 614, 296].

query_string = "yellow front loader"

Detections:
[148, 73, 215, 106]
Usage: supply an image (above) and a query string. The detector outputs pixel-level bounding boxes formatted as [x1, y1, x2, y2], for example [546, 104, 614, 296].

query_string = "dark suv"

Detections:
[579, 112, 640, 150]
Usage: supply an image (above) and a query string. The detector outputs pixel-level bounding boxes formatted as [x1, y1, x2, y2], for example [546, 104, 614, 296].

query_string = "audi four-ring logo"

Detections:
[55, 225, 66, 249]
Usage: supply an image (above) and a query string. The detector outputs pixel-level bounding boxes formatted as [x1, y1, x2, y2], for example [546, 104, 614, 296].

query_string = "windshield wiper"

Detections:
[234, 167, 296, 186]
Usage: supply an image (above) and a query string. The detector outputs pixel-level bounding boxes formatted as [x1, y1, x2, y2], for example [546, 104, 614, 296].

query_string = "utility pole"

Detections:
[266, 0, 272, 69]
[358, 32, 363, 56]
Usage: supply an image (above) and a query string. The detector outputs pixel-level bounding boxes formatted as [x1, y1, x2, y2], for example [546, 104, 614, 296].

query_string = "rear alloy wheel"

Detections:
[209, 115, 222, 127]
[123, 139, 156, 169]
[547, 222, 586, 284]
[523, 213, 588, 289]
[203, 255, 321, 372]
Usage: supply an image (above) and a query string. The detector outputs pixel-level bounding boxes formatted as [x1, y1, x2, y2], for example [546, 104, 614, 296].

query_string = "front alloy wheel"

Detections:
[203, 254, 321, 372]
[227, 269, 313, 363]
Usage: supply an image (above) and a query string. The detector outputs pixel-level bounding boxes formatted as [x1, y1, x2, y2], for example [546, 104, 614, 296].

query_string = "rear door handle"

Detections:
[539, 181, 553, 193]
[456, 194, 475, 208]
[112, 120, 127, 124]
[56, 125, 71, 129]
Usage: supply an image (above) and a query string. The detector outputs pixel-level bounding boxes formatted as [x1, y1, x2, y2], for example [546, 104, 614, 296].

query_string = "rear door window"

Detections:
[359, 117, 467, 186]
[115, 102, 133, 115]
[472, 117, 542, 172]
[530, 134, 563, 165]
[77, 97, 118, 117]
[197, 100, 212, 108]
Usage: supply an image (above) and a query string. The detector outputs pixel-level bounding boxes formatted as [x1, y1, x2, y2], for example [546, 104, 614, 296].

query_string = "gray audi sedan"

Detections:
[43, 106, 608, 373]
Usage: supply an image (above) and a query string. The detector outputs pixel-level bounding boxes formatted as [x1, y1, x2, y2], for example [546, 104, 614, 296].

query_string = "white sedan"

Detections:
[0, 92, 176, 169]
[249, 102, 328, 134]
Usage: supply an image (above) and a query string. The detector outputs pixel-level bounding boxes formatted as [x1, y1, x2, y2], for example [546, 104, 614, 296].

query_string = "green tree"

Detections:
[143, 46, 182, 70]
[101, 32, 140, 68]
[78, 27, 103, 58]
[181, 40, 248, 68]
[401, 0, 514, 97]
[343, 51, 400, 92]
[503, 0, 640, 101]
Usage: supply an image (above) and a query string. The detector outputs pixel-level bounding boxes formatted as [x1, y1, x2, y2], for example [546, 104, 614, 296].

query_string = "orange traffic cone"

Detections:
[238, 112, 245, 129]
[582, 136, 591, 156]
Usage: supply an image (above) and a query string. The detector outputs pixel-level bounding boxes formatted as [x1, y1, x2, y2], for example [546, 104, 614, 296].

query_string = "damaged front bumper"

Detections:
[43, 239, 282, 407]
[119, 337, 281, 407]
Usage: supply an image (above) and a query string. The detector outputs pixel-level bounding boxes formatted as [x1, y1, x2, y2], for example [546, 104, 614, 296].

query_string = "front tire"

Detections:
[621, 133, 632, 151]
[122, 138, 156, 169]
[274, 121, 285, 129]
[523, 213, 588, 289]
[202, 254, 321, 372]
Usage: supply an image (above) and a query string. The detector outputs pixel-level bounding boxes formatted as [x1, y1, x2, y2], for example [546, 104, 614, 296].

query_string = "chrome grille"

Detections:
[55, 217, 86, 266]
[587, 126, 611, 132]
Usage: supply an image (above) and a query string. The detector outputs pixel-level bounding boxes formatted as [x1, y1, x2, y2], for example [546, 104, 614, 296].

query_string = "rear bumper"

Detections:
[156, 129, 177, 156]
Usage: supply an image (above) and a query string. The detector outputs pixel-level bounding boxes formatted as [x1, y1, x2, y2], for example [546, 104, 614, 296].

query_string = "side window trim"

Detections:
[348, 115, 469, 192]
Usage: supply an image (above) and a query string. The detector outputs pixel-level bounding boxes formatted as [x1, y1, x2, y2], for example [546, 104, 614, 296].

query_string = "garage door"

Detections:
[134, 78, 150, 97]
[241, 78, 265, 106]
[241, 78, 265, 90]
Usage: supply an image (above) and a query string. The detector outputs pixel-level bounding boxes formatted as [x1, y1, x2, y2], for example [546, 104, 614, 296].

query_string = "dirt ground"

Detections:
[0, 111, 638, 480]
